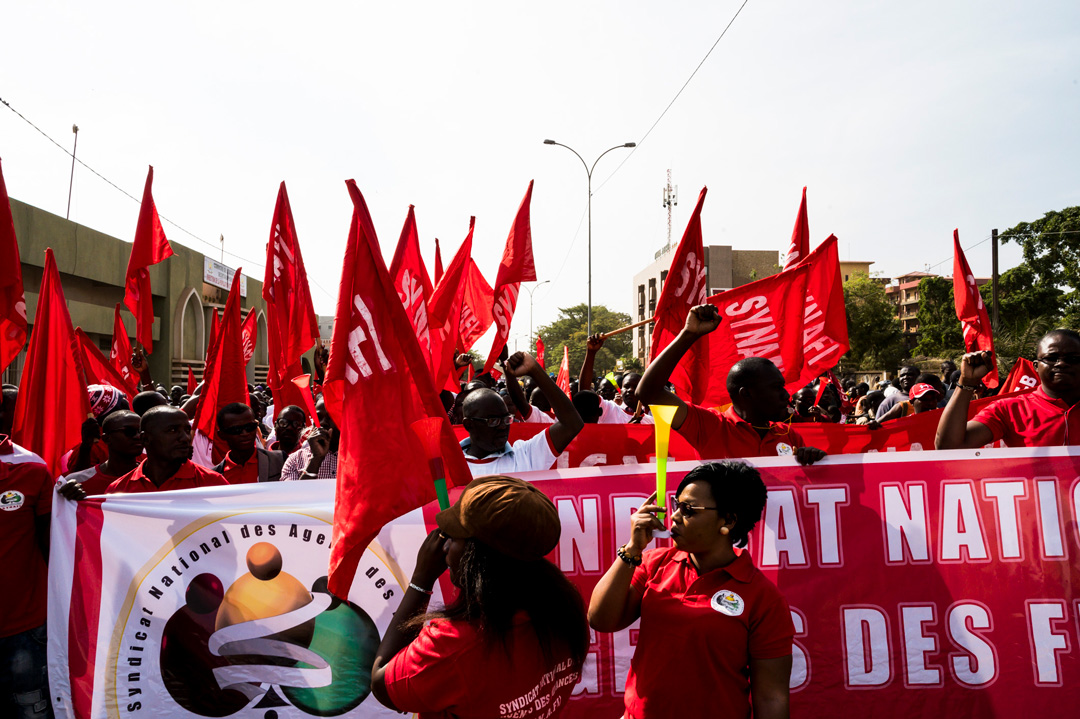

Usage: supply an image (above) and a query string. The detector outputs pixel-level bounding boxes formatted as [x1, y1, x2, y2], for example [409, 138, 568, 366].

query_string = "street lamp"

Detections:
[544, 139, 636, 336]
[526, 280, 551, 351]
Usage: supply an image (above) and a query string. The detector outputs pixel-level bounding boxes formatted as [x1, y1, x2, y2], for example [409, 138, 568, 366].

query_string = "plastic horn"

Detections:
[410, 417, 451, 510]
[650, 404, 679, 524]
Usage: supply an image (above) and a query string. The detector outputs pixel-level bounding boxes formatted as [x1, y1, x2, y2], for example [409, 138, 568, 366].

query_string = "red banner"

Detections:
[953, 229, 998, 388]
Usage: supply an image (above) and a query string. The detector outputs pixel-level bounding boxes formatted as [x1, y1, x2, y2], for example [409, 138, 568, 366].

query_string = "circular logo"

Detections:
[775, 442, 793, 456]
[0, 490, 25, 511]
[711, 589, 745, 617]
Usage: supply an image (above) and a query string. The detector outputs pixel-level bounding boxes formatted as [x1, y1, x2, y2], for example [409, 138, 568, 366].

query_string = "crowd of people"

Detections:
[2, 302, 1078, 718]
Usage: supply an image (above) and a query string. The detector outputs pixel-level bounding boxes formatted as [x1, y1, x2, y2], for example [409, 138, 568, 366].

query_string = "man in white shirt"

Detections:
[460, 352, 583, 476]
[578, 334, 654, 424]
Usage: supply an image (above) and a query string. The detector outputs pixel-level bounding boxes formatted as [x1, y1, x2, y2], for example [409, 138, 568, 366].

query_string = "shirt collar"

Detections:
[459, 436, 514, 460]
[1035, 386, 1072, 410]
[224, 450, 257, 471]
[722, 406, 787, 436]
[131, 459, 198, 485]
[676, 548, 755, 583]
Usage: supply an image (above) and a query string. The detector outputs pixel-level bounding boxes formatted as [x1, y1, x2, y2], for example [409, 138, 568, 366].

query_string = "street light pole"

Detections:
[544, 139, 635, 336]
[526, 280, 551, 350]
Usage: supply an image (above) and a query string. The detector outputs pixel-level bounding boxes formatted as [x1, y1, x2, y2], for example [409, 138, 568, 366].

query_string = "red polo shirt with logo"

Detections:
[106, 460, 228, 494]
[677, 404, 805, 460]
[221, 451, 260, 485]
[0, 436, 55, 637]
[625, 547, 794, 719]
[972, 387, 1080, 447]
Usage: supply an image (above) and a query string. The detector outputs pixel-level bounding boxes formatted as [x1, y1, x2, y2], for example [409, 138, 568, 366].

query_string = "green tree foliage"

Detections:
[999, 206, 1080, 325]
[536, 304, 632, 376]
[842, 276, 907, 370]
[914, 276, 963, 358]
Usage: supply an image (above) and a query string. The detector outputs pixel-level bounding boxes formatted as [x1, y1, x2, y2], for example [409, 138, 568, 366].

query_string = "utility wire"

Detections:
[924, 229, 1080, 273]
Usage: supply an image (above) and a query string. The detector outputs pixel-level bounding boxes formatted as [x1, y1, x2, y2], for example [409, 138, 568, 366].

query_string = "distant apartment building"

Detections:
[884, 271, 988, 335]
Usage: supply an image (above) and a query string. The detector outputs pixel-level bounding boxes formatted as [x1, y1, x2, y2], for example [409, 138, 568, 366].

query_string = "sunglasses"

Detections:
[105, 426, 140, 438]
[669, 497, 718, 518]
[220, 422, 260, 436]
[1036, 354, 1080, 367]
[469, 414, 513, 428]
[275, 418, 305, 429]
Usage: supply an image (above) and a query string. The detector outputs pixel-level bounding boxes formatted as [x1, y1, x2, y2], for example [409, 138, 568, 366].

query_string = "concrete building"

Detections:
[884, 270, 988, 336]
[839, 260, 876, 282]
[317, 315, 335, 341]
[2, 199, 273, 391]
[631, 244, 779, 365]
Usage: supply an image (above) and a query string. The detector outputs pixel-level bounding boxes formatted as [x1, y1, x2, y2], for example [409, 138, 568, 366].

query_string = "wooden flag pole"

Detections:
[599, 315, 655, 340]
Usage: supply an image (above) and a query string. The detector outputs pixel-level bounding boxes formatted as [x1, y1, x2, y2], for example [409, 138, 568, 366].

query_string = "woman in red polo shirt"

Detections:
[589, 461, 795, 719]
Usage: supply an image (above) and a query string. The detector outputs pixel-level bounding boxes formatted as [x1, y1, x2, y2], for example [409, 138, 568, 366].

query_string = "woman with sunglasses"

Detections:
[589, 461, 795, 719]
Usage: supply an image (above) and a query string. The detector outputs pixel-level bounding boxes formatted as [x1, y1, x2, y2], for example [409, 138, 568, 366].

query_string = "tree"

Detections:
[842, 276, 907, 371]
[536, 304, 632, 377]
[999, 206, 1080, 324]
[914, 276, 963, 358]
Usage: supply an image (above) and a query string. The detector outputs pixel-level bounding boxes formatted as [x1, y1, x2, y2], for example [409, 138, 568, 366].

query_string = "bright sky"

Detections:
[3, 1, 1078, 357]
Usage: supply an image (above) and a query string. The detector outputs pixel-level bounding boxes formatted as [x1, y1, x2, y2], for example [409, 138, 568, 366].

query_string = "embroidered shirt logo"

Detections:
[0, 490, 25, 511]
[711, 589, 745, 617]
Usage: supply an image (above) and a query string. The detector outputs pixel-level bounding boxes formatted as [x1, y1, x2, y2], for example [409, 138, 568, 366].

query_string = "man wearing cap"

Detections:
[875, 364, 920, 417]
[58, 410, 144, 499]
[212, 403, 284, 484]
[106, 406, 228, 494]
[62, 385, 130, 474]
[371, 475, 588, 718]
[460, 352, 583, 476]
[871, 382, 941, 424]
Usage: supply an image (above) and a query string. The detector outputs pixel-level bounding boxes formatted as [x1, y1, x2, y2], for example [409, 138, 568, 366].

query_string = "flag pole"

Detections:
[600, 315, 655, 340]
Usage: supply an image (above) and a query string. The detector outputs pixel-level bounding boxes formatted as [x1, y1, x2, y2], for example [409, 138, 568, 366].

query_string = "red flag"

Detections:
[322, 180, 470, 596]
[388, 205, 434, 359]
[483, 181, 536, 373]
[953, 229, 999, 388]
[536, 334, 546, 369]
[109, 304, 136, 390]
[240, 309, 258, 365]
[427, 220, 474, 390]
[13, 248, 91, 475]
[783, 186, 809, 270]
[0, 158, 27, 373]
[812, 369, 853, 414]
[434, 237, 444, 284]
[262, 182, 321, 418]
[192, 268, 248, 459]
[123, 166, 173, 353]
[789, 234, 849, 388]
[555, 345, 570, 396]
[187, 365, 196, 395]
[458, 258, 495, 353]
[206, 309, 219, 362]
[290, 375, 320, 428]
[649, 187, 710, 404]
[698, 263, 812, 408]
[75, 328, 137, 397]
[1001, 357, 1040, 394]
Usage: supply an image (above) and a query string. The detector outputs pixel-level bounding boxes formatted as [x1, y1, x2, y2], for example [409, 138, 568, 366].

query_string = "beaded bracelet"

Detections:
[617, 545, 643, 567]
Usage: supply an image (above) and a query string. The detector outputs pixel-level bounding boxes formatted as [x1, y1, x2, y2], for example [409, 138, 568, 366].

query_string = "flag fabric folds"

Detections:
[427, 220, 474, 391]
[75, 328, 136, 397]
[0, 158, 27, 373]
[789, 234, 849, 389]
[262, 182, 321, 418]
[649, 187, 710, 405]
[187, 365, 197, 395]
[322, 180, 471, 597]
[1001, 357, 1040, 394]
[555, 345, 570, 396]
[192, 269, 248, 458]
[536, 334, 545, 369]
[13, 248, 90, 476]
[783, 186, 809, 270]
[240, 309, 258, 365]
[458, 258, 494, 353]
[122, 166, 173, 353]
[434, 238, 444, 285]
[388, 205, 434, 359]
[109, 305, 136, 392]
[483, 181, 536, 373]
[953, 229, 999, 388]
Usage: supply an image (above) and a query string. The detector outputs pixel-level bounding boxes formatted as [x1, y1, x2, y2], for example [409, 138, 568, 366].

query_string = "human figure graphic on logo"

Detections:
[160, 542, 379, 716]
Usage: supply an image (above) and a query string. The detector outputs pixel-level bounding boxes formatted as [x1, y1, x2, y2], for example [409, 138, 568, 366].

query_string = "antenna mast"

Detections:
[662, 169, 678, 251]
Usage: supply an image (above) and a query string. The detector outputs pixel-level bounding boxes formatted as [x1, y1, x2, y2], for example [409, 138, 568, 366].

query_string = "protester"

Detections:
[790, 385, 820, 423]
[168, 385, 185, 406]
[58, 410, 144, 499]
[502, 370, 554, 424]
[63, 385, 130, 473]
[211, 403, 284, 483]
[571, 390, 604, 423]
[281, 397, 339, 480]
[852, 389, 886, 424]
[371, 475, 588, 718]
[936, 329, 1080, 449]
[459, 352, 583, 476]
[871, 382, 941, 424]
[269, 405, 307, 457]
[132, 389, 169, 416]
[0, 385, 16, 436]
[578, 334, 654, 424]
[636, 304, 826, 464]
[940, 360, 958, 386]
[0, 412, 55, 719]
[589, 461, 794, 719]
[875, 364, 919, 416]
[105, 406, 228, 493]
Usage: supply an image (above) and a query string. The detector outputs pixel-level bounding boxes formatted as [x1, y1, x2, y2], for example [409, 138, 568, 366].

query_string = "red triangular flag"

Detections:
[953, 229, 999, 388]
[388, 205, 434, 359]
[0, 158, 28, 373]
[290, 375, 320, 428]
[789, 234, 849, 389]
[206, 308, 220, 361]
[458, 258, 495, 353]
[536, 334, 546, 369]
[650, 187, 710, 404]
[698, 263, 813, 408]
[427, 220, 474, 389]
[783, 186, 809, 270]
[434, 237, 444, 284]
[1001, 357, 1040, 394]
[13, 248, 91, 475]
[193, 268, 248, 461]
[75, 328, 137, 397]
[123, 166, 174, 353]
[262, 182, 321, 418]
[483, 181, 536, 373]
[322, 180, 471, 597]
[187, 365, 197, 395]
[110, 304, 136, 390]
[240, 309, 258, 365]
[555, 345, 570, 396]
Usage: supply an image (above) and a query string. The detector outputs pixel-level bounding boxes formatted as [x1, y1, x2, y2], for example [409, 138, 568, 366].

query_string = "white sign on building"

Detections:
[203, 257, 248, 298]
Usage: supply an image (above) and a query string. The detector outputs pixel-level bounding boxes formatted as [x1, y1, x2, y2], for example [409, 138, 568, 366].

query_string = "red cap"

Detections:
[909, 383, 939, 400]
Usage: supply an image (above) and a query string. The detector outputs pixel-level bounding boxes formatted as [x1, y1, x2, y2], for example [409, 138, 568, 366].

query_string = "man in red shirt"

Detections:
[211, 403, 283, 483]
[0, 427, 55, 718]
[936, 329, 1080, 449]
[107, 406, 228, 494]
[58, 410, 144, 500]
[637, 304, 826, 464]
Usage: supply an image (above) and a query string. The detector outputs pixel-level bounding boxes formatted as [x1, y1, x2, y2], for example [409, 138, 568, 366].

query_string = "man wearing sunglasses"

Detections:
[460, 352, 583, 476]
[211, 403, 284, 484]
[936, 329, 1080, 449]
[58, 410, 144, 500]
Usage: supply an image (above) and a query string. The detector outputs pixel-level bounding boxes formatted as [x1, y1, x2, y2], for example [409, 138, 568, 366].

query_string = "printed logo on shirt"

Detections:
[711, 589, 745, 617]
[775, 442, 793, 456]
[0, 490, 25, 511]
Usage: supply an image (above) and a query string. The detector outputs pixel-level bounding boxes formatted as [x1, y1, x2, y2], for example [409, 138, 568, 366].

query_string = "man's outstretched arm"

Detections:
[578, 334, 604, 390]
[505, 352, 583, 454]
[935, 351, 995, 449]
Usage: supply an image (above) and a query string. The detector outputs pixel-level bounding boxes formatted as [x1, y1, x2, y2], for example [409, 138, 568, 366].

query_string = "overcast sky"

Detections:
[3, 1, 1077, 356]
